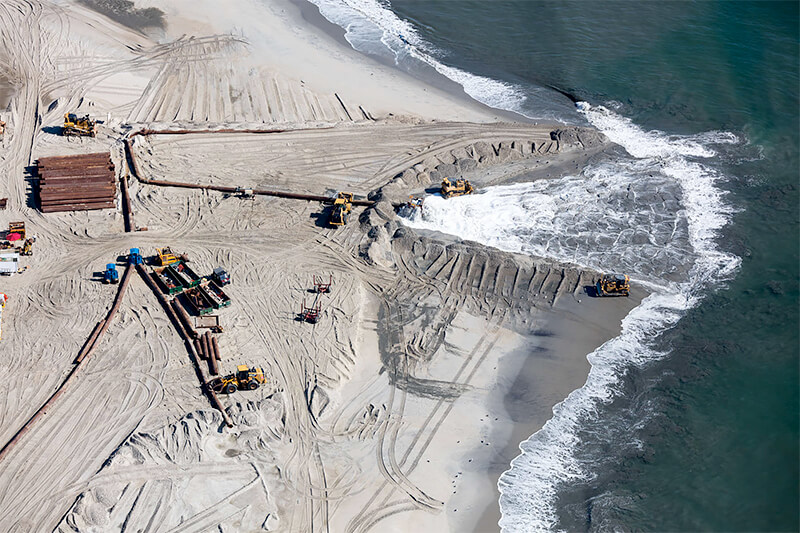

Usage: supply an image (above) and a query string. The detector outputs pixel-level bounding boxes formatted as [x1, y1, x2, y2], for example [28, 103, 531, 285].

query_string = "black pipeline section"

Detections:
[124, 131, 374, 207]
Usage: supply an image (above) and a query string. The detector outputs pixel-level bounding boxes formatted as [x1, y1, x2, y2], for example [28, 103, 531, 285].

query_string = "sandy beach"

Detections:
[0, 1, 643, 531]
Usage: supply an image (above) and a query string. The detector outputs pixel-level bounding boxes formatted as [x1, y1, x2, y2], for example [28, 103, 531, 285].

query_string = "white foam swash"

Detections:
[403, 103, 741, 530]
[305, 0, 529, 116]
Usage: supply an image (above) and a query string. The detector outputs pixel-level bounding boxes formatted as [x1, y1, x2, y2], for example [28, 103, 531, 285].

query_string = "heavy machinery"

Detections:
[596, 273, 630, 297]
[208, 365, 266, 394]
[441, 177, 473, 198]
[19, 237, 34, 256]
[212, 267, 230, 286]
[329, 192, 353, 227]
[406, 196, 424, 211]
[156, 247, 182, 266]
[62, 113, 96, 137]
[103, 263, 119, 284]
[128, 248, 143, 265]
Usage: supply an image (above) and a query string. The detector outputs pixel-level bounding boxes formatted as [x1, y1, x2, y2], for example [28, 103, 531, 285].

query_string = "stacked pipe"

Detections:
[135, 264, 232, 427]
[205, 331, 219, 375]
[36, 153, 116, 212]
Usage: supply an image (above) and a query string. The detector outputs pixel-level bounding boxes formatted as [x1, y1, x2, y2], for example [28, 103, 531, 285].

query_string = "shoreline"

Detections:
[290, 0, 534, 125]
[472, 292, 646, 532]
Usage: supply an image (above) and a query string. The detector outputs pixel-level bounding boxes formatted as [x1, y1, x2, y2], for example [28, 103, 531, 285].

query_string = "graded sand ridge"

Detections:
[0, 1, 642, 531]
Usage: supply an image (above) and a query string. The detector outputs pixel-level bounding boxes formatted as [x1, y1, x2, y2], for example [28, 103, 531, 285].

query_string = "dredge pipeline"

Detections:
[123, 133, 374, 207]
[0, 265, 133, 463]
[135, 264, 233, 427]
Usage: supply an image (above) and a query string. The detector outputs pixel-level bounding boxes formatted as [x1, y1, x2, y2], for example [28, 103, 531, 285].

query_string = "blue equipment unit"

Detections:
[104, 263, 119, 284]
[129, 248, 143, 265]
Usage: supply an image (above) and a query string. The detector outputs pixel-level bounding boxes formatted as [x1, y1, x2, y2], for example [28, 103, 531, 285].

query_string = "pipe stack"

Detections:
[36, 153, 116, 212]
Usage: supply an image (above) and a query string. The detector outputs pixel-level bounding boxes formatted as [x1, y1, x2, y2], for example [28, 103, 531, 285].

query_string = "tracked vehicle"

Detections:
[62, 113, 96, 137]
[596, 273, 630, 297]
[441, 177, 473, 198]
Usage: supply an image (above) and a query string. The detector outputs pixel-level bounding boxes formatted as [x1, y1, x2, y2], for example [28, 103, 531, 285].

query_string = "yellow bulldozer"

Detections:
[329, 192, 354, 227]
[62, 113, 96, 137]
[208, 365, 267, 394]
[596, 273, 630, 297]
[156, 247, 183, 266]
[441, 177, 474, 198]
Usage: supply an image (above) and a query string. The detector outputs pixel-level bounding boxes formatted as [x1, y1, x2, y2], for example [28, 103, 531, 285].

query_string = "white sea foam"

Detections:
[403, 103, 740, 531]
[307, 0, 529, 115]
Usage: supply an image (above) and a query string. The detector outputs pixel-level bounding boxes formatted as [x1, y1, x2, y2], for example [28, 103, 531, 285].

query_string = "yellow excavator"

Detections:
[441, 177, 474, 198]
[62, 113, 96, 137]
[208, 365, 267, 394]
[596, 273, 630, 297]
[329, 192, 353, 227]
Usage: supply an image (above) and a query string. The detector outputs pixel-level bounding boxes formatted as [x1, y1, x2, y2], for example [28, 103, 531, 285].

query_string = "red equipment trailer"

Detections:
[300, 299, 321, 323]
[313, 274, 332, 294]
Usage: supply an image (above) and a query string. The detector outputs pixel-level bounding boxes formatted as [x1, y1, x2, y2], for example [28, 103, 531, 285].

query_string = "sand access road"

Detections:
[0, 1, 643, 531]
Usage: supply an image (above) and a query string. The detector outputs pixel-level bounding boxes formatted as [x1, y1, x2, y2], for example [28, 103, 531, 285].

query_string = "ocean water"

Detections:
[307, 0, 799, 530]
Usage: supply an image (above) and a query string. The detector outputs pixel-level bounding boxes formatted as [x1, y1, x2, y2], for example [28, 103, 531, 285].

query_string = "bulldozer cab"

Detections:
[63, 113, 96, 137]
[441, 177, 474, 198]
[596, 273, 630, 296]
[156, 247, 179, 266]
[329, 192, 354, 226]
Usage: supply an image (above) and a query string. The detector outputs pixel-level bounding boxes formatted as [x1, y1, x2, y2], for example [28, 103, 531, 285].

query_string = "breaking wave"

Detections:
[306, 0, 529, 115]
[403, 103, 740, 530]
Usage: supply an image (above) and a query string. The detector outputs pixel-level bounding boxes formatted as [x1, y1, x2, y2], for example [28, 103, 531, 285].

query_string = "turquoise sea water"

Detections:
[309, 0, 799, 530]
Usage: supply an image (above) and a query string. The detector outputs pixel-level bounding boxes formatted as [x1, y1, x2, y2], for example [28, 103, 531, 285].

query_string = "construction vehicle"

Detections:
[441, 177, 474, 198]
[406, 196, 424, 211]
[596, 273, 630, 297]
[0, 120, 5, 136]
[62, 113, 96, 137]
[299, 299, 321, 323]
[329, 192, 353, 227]
[8, 222, 25, 240]
[129, 248, 143, 265]
[103, 263, 119, 284]
[212, 267, 230, 286]
[155, 247, 185, 266]
[208, 365, 266, 394]
[18, 237, 34, 256]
